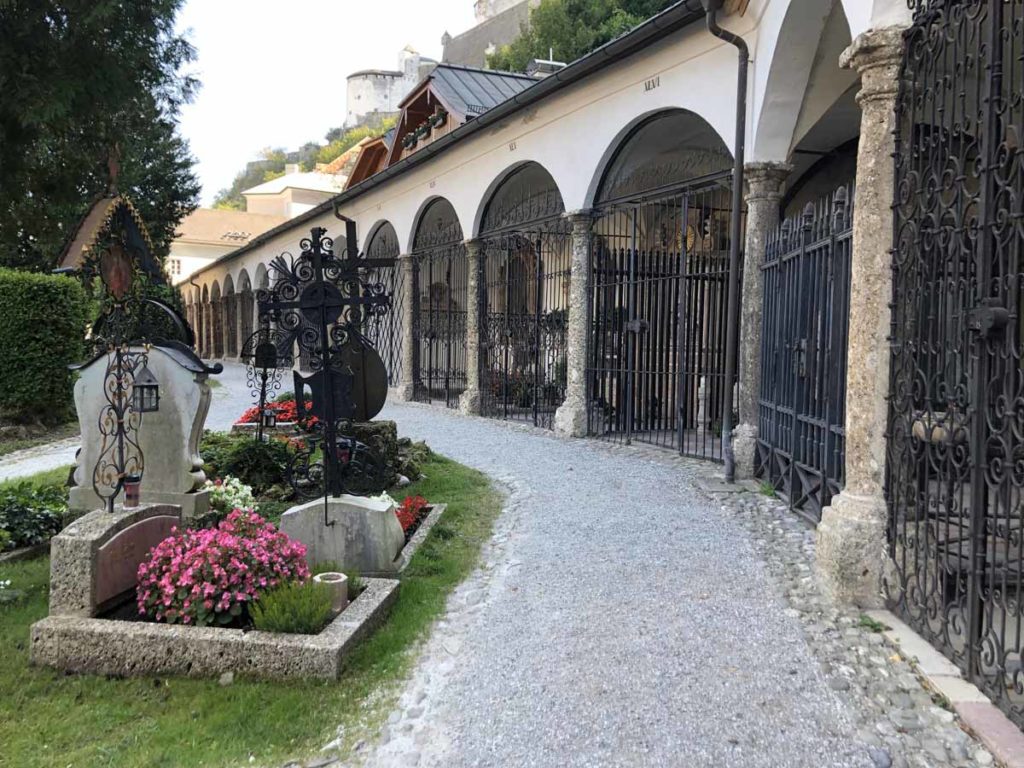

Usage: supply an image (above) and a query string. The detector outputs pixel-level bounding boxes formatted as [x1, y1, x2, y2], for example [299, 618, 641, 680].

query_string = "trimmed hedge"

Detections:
[0, 268, 89, 424]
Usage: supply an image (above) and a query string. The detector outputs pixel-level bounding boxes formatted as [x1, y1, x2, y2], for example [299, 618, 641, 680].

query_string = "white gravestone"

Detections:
[280, 495, 405, 576]
[68, 344, 213, 519]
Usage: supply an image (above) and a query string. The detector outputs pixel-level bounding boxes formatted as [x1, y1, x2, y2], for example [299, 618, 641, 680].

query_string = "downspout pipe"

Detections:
[701, 0, 748, 483]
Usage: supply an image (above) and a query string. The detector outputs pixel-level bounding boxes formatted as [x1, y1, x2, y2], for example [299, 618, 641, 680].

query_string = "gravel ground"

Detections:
[355, 404, 872, 768]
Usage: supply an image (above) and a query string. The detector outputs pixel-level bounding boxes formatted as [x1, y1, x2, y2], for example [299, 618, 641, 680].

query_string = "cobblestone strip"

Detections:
[707, 482, 995, 768]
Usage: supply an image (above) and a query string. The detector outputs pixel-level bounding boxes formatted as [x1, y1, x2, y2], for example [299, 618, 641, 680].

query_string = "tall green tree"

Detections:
[488, 0, 675, 72]
[0, 0, 200, 270]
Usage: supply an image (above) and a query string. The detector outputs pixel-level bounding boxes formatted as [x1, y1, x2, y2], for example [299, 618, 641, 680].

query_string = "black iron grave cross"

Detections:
[257, 223, 396, 499]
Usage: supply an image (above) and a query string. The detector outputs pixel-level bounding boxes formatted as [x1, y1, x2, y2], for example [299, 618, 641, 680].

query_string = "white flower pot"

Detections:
[313, 572, 349, 614]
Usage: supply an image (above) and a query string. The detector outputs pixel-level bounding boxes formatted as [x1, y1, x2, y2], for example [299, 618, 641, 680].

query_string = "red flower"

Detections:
[395, 495, 428, 533]
[234, 398, 318, 429]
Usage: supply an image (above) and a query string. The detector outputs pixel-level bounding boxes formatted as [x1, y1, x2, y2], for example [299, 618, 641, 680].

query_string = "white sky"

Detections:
[176, 0, 477, 205]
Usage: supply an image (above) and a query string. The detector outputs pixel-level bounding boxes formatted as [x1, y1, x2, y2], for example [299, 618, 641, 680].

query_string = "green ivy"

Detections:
[0, 268, 89, 425]
[0, 481, 68, 550]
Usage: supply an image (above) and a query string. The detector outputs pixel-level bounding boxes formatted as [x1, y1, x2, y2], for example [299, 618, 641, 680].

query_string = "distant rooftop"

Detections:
[176, 208, 287, 246]
[242, 171, 347, 196]
[408, 63, 536, 118]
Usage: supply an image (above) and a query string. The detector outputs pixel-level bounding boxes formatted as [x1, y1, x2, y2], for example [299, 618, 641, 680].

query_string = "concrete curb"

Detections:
[866, 609, 1024, 768]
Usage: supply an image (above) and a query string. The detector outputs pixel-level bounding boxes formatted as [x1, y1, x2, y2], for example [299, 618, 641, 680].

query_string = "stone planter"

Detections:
[30, 578, 400, 681]
[393, 503, 446, 575]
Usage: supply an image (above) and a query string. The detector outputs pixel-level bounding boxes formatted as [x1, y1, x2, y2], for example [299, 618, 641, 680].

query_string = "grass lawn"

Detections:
[0, 454, 502, 768]
[0, 421, 79, 458]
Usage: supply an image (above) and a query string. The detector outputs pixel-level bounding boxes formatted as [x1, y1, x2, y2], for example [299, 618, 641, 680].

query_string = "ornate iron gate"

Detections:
[479, 167, 571, 429]
[413, 201, 467, 408]
[887, 0, 1024, 728]
[587, 175, 734, 461]
[363, 223, 404, 387]
[756, 184, 853, 523]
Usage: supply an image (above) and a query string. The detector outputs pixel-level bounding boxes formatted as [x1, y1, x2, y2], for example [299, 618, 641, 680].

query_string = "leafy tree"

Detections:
[312, 119, 396, 168]
[212, 147, 288, 211]
[0, 0, 200, 270]
[487, 0, 675, 72]
[213, 120, 396, 209]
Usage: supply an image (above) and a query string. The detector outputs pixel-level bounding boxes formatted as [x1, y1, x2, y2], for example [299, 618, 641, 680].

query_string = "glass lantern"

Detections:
[131, 363, 160, 413]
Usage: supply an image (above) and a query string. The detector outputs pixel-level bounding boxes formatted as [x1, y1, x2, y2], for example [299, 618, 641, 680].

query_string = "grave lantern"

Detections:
[262, 407, 277, 430]
[132, 363, 160, 413]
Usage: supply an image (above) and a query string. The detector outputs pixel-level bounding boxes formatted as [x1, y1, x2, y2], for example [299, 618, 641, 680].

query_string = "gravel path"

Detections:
[360, 403, 872, 768]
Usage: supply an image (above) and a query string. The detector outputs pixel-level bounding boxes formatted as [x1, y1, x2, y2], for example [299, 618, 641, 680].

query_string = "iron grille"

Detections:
[756, 184, 853, 523]
[887, 0, 1024, 729]
[412, 208, 467, 408]
[586, 175, 734, 461]
[363, 224, 404, 387]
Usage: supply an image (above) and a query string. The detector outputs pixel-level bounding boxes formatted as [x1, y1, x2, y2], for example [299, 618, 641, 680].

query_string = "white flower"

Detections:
[202, 475, 257, 512]
[0, 579, 10, 591]
[368, 491, 398, 507]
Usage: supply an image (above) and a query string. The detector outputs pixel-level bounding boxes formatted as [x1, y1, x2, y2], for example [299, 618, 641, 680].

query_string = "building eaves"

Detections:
[191, 0, 707, 280]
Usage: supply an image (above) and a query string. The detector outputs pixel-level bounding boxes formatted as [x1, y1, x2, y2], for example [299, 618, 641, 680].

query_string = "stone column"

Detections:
[816, 26, 905, 607]
[396, 254, 417, 401]
[732, 162, 792, 479]
[459, 239, 484, 415]
[554, 210, 594, 437]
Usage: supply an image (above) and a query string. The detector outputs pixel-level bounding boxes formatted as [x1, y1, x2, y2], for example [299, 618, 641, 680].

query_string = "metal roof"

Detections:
[427, 64, 536, 118]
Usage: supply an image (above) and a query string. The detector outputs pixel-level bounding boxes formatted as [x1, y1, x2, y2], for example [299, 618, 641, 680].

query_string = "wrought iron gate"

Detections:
[478, 169, 571, 429]
[887, 0, 1024, 728]
[587, 175, 734, 461]
[363, 224, 404, 387]
[756, 184, 853, 523]
[226, 293, 238, 358]
[413, 203, 467, 408]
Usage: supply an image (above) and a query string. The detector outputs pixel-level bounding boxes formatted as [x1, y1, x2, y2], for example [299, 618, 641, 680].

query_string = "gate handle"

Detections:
[968, 301, 1009, 338]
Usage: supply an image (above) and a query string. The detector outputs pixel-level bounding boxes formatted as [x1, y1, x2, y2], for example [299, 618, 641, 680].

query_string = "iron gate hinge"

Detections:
[968, 300, 1009, 338]
[625, 318, 649, 334]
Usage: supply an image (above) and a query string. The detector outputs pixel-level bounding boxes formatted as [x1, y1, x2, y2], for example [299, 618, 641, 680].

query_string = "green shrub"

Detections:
[222, 438, 293, 495]
[273, 391, 295, 403]
[0, 481, 67, 550]
[250, 580, 333, 634]
[199, 430, 247, 480]
[0, 529, 10, 551]
[0, 268, 89, 424]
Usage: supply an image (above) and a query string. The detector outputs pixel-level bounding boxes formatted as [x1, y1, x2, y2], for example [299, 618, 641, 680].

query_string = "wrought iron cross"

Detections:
[257, 224, 396, 499]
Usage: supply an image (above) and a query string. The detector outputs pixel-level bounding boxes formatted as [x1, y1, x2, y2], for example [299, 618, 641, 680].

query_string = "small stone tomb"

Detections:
[281, 495, 406, 575]
[30, 502, 401, 681]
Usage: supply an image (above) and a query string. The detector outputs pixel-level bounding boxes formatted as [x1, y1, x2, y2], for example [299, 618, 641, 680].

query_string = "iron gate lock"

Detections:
[967, 300, 1009, 338]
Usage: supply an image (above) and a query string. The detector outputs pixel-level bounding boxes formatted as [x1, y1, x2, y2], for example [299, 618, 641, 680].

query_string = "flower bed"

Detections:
[137, 510, 309, 627]
[235, 398, 318, 429]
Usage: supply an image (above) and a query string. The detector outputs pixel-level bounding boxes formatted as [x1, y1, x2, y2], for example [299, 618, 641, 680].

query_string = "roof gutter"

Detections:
[190, 0, 707, 280]
[701, 0, 748, 484]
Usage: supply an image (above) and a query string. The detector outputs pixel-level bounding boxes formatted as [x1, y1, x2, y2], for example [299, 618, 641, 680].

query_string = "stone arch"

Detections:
[586, 108, 733, 208]
[407, 196, 464, 254]
[753, 0, 856, 163]
[209, 280, 224, 359]
[255, 262, 269, 290]
[236, 268, 255, 349]
[365, 220, 400, 258]
[584, 108, 732, 209]
[472, 161, 565, 238]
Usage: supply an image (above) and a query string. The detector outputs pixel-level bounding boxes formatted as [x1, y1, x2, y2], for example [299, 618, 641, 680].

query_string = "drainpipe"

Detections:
[702, 0, 748, 483]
